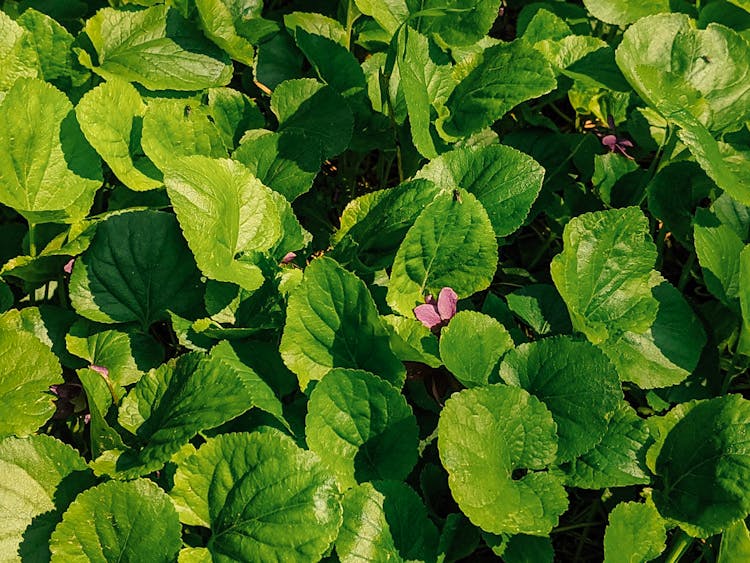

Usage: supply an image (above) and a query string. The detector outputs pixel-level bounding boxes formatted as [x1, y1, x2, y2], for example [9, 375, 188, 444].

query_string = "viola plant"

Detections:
[2, 0, 750, 562]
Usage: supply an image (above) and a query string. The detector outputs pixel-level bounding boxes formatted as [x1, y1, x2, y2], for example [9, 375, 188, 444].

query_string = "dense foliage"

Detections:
[1, 0, 750, 561]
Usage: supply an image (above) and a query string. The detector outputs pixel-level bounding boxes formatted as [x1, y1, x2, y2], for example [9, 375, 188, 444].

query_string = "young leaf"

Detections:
[551, 207, 658, 344]
[69, 211, 204, 329]
[418, 0, 502, 46]
[0, 435, 95, 562]
[170, 430, 342, 562]
[49, 479, 182, 563]
[194, 0, 262, 66]
[17, 8, 81, 87]
[0, 77, 102, 223]
[499, 337, 622, 463]
[387, 190, 498, 317]
[695, 208, 745, 309]
[75, 78, 162, 192]
[78, 6, 233, 91]
[0, 11, 39, 90]
[438, 385, 568, 536]
[719, 520, 750, 562]
[416, 144, 545, 237]
[305, 369, 419, 489]
[280, 257, 405, 390]
[440, 311, 514, 388]
[583, 0, 670, 26]
[603, 502, 667, 563]
[0, 325, 62, 438]
[505, 284, 572, 337]
[654, 394, 750, 537]
[207, 87, 265, 150]
[337, 481, 439, 562]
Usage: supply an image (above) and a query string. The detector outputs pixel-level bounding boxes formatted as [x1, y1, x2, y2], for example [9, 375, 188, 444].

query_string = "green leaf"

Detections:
[603, 502, 667, 563]
[440, 311, 513, 388]
[695, 208, 746, 309]
[164, 156, 289, 291]
[0, 306, 80, 369]
[337, 481, 439, 562]
[653, 394, 750, 537]
[551, 207, 658, 344]
[280, 257, 405, 390]
[233, 131, 320, 201]
[17, 8, 81, 87]
[387, 190, 498, 316]
[284, 12, 347, 46]
[583, 0, 670, 26]
[615, 13, 750, 133]
[195, 0, 259, 66]
[271, 78, 354, 160]
[382, 314, 442, 368]
[440, 40, 556, 138]
[331, 179, 441, 271]
[599, 274, 707, 389]
[69, 211, 204, 329]
[170, 430, 342, 562]
[0, 324, 62, 438]
[77, 367, 127, 459]
[719, 520, 750, 563]
[142, 99, 227, 172]
[562, 403, 651, 489]
[291, 28, 366, 97]
[207, 87, 265, 149]
[0, 77, 101, 223]
[499, 336, 622, 463]
[75, 78, 162, 192]
[102, 350, 263, 477]
[438, 385, 568, 535]
[353, 0, 409, 36]
[0, 11, 39, 90]
[739, 245, 750, 355]
[505, 284, 572, 337]
[79, 5, 233, 91]
[49, 479, 181, 563]
[419, 0, 502, 46]
[305, 369, 418, 489]
[65, 319, 163, 388]
[416, 145, 544, 237]
[0, 435, 95, 562]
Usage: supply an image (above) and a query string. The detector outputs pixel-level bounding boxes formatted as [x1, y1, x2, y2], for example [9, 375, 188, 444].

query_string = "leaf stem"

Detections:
[664, 530, 693, 563]
[677, 252, 696, 292]
[28, 222, 37, 257]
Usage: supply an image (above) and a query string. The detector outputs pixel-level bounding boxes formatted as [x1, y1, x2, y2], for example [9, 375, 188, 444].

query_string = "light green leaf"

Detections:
[207, 87, 265, 149]
[438, 385, 568, 536]
[170, 430, 342, 562]
[305, 369, 418, 490]
[0, 77, 101, 223]
[499, 336, 622, 463]
[562, 403, 651, 489]
[337, 481, 439, 562]
[387, 190, 498, 316]
[0, 10, 38, 90]
[65, 319, 163, 389]
[695, 208, 745, 309]
[0, 306, 79, 369]
[382, 314, 442, 368]
[416, 145, 544, 236]
[0, 325, 62, 438]
[179, 547, 212, 563]
[280, 257, 405, 391]
[49, 479, 181, 563]
[583, 0, 670, 26]
[440, 311, 513, 388]
[79, 5, 233, 91]
[440, 40, 556, 138]
[354, 0, 409, 36]
[195, 0, 259, 66]
[615, 13, 750, 132]
[653, 394, 750, 537]
[271, 78, 354, 160]
[76, 78, 162, 191]
[78, 368, 127, 460]
[331, 178, 441, 271]
[739, 245, 750, 355]
[599, 273, 707, 389]
[164, 156, 287, 291]
[419, 0, 502, 46]
[233, 130, 320, 201]
[603, 502, 667, 563]
[17, 8, 81, 87]
[719, 520, 750, 563]
[0, 435, 95, 563]
[284, 11, 347, 45]
[551, 207, 658, 344]
[69, 211, 204, 329]
[141, 99, 227, 172]
[506, 284, 572, 337]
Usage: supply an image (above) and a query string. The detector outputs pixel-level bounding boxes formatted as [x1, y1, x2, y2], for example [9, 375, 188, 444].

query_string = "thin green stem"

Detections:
[28, 222, 37, 257]
[664, 530, 694, 563]
[677, 252, 696, 292]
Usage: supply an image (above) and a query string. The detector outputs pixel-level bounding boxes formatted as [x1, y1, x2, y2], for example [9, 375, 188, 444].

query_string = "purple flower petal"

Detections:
[601, 134, 617, 150]
[89, 365, 109, 378]
[414, 303, 442, 329]
[437, 287, 458, 321]
[64, 258, 75, 274]
[281, 251, 297, 264]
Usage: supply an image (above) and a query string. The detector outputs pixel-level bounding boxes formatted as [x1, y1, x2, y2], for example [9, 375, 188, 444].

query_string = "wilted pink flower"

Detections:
[281, 252, 297, 264]
[64, 258, 75, 274]
[414, 287, 458, 330]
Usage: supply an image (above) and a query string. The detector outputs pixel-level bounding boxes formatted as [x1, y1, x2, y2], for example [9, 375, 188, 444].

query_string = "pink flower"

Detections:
[281, 252, 297, 264]
[64, 258, 75, 274]
[89, 365, 109, 378]
[414, 287, 458, 330]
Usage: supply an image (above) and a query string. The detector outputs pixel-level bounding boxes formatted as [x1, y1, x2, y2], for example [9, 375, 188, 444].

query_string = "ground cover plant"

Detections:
[2, 0, 750, 561]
